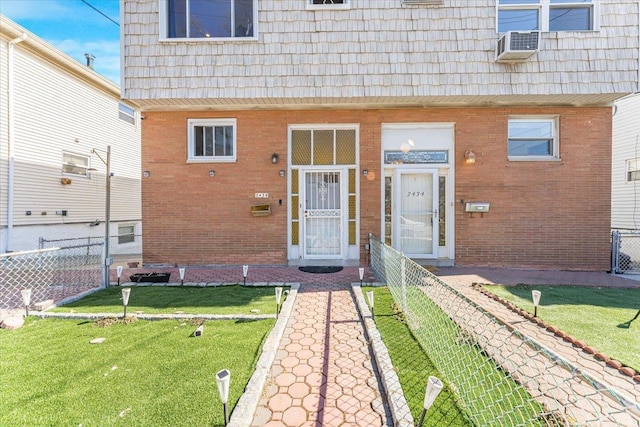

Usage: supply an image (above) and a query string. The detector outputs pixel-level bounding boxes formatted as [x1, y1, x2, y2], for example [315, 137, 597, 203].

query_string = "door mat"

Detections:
[298, 266, 343, 274]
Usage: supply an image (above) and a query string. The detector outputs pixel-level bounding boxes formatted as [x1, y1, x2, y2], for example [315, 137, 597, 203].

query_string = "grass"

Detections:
[49, 285, 285, 315]
[365, 286, 472, 426]
[482, 284, 640, 371]
[1, 286, 282, 426]
[0, 316, 274, 426]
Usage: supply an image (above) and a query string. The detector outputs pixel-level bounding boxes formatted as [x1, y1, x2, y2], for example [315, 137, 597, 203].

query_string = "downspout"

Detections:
[5, 32, 28, 253]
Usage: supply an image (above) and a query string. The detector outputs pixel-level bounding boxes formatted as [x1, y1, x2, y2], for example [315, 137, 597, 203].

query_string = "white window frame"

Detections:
[627, 158, 640, 183]
[507, 116, 560, 161]
[306, 0, 350, 10]
[158, 0, 258, 41]
[118, 224, 136, 245]
[187, 118, 237, 163]
[62, 152, 91, 177]
[119, 103, 136, 125]
[496, 0, 599, 33]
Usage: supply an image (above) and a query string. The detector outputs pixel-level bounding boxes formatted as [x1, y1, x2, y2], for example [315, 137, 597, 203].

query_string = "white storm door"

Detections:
[303, 170, 343, 259]
[395, 170, 439, 257]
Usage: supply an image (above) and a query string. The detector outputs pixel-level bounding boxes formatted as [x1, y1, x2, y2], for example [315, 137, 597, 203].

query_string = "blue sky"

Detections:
[1, 0, 121, 84]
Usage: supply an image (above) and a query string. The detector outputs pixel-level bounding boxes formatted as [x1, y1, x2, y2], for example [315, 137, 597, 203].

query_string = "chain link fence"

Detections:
[1, 243, 103, 312]
[369, 234, 639, 427]
[612, 230, 640, 274]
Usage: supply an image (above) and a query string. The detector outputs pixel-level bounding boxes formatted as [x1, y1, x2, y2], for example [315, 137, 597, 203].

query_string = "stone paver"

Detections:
[250, 284, 391, 426]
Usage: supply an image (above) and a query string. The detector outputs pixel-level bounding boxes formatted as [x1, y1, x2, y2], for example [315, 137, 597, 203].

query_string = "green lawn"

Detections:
[49, 285, 284, 315]
[365, 286, 472, 426]
[2, 286, 282, 426]
[483, 285, 640, 371]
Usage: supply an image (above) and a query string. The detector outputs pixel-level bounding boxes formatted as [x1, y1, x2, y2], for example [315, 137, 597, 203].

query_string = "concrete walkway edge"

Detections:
[353, 283, 414, 427]
[229, 283, 300, 427]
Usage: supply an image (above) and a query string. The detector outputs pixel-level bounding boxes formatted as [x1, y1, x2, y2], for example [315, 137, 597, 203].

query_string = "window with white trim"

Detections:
[307, 0, 349, 10]
[627, 158, 640, 182]
[187, 119, 237, 162]
[497, 0, 597, 33]
[119, 103, 136, 125]
[118, 224, 136, 245]
[62, 152, 90, 176]
[161, 0, 255, 39]
[507, 117, 559, 160]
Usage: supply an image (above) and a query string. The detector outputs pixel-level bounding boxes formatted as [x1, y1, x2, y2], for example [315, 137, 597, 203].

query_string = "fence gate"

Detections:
[612, 230, 640, 274]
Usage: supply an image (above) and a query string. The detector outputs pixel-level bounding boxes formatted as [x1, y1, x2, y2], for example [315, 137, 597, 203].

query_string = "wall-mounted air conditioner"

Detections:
[496, 31, 540, 62]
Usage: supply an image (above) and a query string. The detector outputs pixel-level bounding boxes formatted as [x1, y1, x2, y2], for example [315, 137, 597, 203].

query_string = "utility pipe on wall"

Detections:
[5, 32, 27, 253]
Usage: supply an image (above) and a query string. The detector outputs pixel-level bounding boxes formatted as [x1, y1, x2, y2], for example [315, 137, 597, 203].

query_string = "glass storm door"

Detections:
[303, 171, 343, 258]
[396, 171, 438, 257]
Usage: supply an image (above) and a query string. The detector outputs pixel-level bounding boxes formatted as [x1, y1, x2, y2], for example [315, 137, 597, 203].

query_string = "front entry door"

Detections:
[303, 170, 343, 259]
[395, 170, 439, 257]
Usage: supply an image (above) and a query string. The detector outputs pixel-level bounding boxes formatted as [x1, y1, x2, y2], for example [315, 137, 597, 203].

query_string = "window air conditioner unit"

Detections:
[496, 31, 540, 62]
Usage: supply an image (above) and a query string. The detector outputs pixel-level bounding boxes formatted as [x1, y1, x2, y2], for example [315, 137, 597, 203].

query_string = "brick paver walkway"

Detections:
[250, 284, 391, 427]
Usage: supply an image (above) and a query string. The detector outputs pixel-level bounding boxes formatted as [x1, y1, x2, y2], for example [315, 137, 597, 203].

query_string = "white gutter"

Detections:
[5, 32, 27, 252]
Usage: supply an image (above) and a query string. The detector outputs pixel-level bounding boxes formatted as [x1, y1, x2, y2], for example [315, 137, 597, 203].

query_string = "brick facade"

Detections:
[141, 106, 611, 271]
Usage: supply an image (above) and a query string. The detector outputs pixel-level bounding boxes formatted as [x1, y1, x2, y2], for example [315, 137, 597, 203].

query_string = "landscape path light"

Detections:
[532, 290, 541, 317]
[21, 288, 32, 317]
[216, 369, 231, 426]
[116, 265, 123, 286]
[242, 265, 248, 286]
[359, 267, 364, 286]
[366, 290, 374, 317]
[417, 376, 443, 427]
[179, 267, 185, 286]
[121, 287, 131, 319]
[275, 286, 283, 318]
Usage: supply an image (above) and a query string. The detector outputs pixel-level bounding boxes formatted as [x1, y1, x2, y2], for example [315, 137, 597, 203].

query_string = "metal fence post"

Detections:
[611, 230, 620, 273]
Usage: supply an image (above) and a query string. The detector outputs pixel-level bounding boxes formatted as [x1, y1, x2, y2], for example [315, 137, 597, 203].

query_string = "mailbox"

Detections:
[465, 202, 490, 213]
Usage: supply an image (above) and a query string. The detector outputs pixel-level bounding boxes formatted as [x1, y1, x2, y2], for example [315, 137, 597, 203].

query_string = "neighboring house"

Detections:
[122, 0, 639, 271]
[0, 16, 142, 259]
[612, 93, 640, 231]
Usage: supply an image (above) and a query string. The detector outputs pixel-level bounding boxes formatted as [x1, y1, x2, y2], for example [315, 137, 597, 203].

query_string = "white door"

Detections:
[302, 170, 343, 259]
[394, 170, 439, 257]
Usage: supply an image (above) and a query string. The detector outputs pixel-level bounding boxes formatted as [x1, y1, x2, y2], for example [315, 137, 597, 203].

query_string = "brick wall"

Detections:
[141, 106, 611, 270]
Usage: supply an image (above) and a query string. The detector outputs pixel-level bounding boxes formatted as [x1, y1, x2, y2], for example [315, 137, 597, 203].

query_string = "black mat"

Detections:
[298, 266, 343, 274]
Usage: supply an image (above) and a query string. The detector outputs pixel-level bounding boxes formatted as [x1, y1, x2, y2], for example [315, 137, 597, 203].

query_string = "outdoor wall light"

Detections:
[216, 369, 231, 426]
[121, 288, 131, 319]
[116, 265, 123, 286]
[362, 169, 368, 177]
[271, 153, 279, 164]
[142, 171, 150, 178]
[275, 287, 283, 318]
[417, 376, 444, 427]
[242, 265, 249, 286]
[279, 170, 285, 177]
[209, 170, 215, 177]
[366, 290, 374, 317]
[464, 150, 476, 164]
[21, 289, 32, 317]
[532, 290, 541, 317]
[179, 267, 186, 286]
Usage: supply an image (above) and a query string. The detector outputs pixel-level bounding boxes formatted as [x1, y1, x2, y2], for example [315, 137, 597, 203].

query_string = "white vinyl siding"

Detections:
[612, 95, 640, 229]
[1, 35, 141, 230]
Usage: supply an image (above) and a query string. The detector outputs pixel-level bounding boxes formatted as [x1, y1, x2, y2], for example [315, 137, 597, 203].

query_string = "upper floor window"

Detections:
[498, 0, 597, 33]
[119, 103, 136, 125]
[307, 0, 350, 10]
[118, 224, 136, 245]
[627, 158, 640, 182]
[507, 117, 559, 160]
[62, 152, 90, 176]
[163, 0, 255, 39]
[187, 118, 237, 162]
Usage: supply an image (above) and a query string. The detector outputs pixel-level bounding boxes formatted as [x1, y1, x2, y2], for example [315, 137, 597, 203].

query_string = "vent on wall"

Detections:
[402, 0, 443, 4]
[496, 31, 540, 62]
